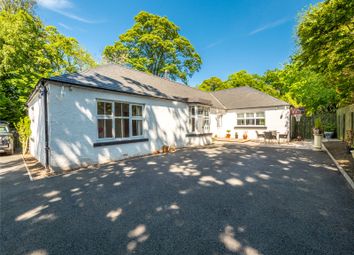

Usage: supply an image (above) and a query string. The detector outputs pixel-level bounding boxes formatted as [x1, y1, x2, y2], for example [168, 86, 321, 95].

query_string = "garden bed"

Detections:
[323, 141, 354, 181]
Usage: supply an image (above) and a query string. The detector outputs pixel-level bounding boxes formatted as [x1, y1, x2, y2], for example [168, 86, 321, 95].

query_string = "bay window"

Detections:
[189, 105, 210, 133]
[97, 100, 144, 139]
[236, 112, 265, 126]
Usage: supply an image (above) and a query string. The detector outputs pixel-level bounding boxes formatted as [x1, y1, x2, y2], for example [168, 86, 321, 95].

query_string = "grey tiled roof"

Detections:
[48, 64, 289, 109]
[48, 64, 224, 108]
[211, 86, 289, 109]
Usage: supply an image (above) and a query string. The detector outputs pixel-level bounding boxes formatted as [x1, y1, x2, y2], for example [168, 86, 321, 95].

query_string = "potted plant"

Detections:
[226, 130, 231, 139]
[323, 122, 336, 139]
[313, 117, 323, 150]
[234, 132, 238, 139]
[243, 131, 248, 140]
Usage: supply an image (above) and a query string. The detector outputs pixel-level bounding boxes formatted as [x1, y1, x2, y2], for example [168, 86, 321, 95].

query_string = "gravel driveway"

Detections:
[1, 144, 354, 255]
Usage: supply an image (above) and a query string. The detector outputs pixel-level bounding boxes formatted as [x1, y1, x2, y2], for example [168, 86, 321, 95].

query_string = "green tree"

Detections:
[224, 70, 280, 97]
[103, 11, 202, 84]
[264, 64, 337, 115]
[14, 115, 31, 154]
[296, 0, 354, 105]
[0, 7, 96, 124]
[198, 77, 225, 92]
[0, 0, 35, 14]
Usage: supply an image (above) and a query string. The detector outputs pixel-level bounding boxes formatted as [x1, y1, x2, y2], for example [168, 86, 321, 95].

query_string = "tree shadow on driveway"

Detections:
[1, 144, 354, 255]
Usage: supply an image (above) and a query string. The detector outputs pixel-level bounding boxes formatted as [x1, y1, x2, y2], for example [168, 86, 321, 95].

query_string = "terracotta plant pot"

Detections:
[226, 134, 231, 139]
[243, 132, 248, 140]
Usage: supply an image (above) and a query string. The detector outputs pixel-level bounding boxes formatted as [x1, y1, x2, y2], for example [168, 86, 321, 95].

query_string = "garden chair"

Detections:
[256, 131, 265, 142]
[264, 131, 273, 143]
[271, 131, 277, 142]
[278, 131, 289, 144]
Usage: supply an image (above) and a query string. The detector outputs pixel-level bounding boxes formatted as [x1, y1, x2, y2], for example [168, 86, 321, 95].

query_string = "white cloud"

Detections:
[204, 39, 224, 49]
[58, 22, 72, 30]
[37, 0, 102, 24]
[248, 18, 290, 36]
[54, 9, 100, 23]
[37, 0, 73, 10]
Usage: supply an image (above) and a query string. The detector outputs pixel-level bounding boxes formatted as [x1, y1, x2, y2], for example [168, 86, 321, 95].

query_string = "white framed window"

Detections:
[131, 104, 143, 137]
[97, 100, 144, 139]
[114, 102, 130, 138]
[236, 112, 265, 126]
[97, 101, 113, 138]
[189, 105, 210, 133]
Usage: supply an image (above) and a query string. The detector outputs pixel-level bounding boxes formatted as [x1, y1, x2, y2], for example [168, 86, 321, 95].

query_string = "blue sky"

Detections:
[36, 0, 321, 86]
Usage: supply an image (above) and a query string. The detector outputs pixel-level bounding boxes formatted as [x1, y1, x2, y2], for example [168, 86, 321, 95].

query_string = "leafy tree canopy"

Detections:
[198, 77, 225, 92]
[296, 0, 354, 105]
[103, 11, 202, 84]
[264, 64, 337, 115]
[0, 0, 35, 14]
[0, 4, 96, 124]
[225, 71, 279, 95]
[198, 0, 353, 114]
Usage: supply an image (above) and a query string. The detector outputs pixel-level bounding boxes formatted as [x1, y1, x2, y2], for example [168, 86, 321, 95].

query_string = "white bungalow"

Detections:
[27, 64, 290, 171]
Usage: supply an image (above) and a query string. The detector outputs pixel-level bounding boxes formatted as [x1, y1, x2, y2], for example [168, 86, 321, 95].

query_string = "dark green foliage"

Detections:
[103, 11, 202, 84]
[0, 4, 96, 124]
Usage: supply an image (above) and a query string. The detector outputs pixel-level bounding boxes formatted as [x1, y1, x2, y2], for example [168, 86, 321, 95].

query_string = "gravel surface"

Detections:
[1, 144, 354, 255]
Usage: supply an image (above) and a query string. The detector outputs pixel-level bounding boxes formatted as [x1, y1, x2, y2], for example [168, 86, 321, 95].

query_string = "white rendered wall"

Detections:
[216, 107, 290, 139]
[28, 93, 46, 166]
[47, 83, 212, 171]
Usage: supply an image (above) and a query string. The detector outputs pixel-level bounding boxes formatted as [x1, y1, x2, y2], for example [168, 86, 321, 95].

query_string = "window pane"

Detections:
[246, 113, 254, 118]
[105, 119, 113, 137]
[237, 119, 245, 125]
[203, 119, 210, 132]
[105, 103, 112, 115]
[132, 120, 143, 136]
[198, 107, 203, 115]
[115, 119, 122, 138]
[123, 118, 129, 137]
[115, 103, 122, 117]
[256, 119, 265, 125]
[256, 112, 265, 117]
[97, 102, 105, 115]
[204, 108, 209, 116]
[237, 113, 244, 118]
[132, 105, 142, 116]
[98, 119, 105, 138]
[246, 119, 255, 125]
[122, 103, 129, 117]
[190, 106, 195, 116]
[190, 118, 196, 132]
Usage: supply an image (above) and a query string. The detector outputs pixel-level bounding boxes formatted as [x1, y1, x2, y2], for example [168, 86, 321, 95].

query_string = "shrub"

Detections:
[15, 116, 31, 154]
[314, 117, 322, 129]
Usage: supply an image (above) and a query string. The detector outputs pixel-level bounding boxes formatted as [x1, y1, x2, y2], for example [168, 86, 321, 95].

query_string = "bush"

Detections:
[15, 116, 31, 154]
[314, 117, 322, 129]
[324, 122, 336, 132]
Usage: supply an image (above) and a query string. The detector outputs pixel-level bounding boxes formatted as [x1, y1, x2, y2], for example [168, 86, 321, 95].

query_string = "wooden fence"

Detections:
[336, 104, 354, 141]
[290, 113, 337, 140]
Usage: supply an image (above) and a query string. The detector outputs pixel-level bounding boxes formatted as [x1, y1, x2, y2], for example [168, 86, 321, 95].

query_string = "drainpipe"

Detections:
[40, 80, 50, 169]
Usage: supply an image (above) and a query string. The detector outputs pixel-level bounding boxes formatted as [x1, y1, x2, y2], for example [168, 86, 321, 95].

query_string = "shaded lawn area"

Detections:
[1, 144, 354, 255]
[324, 141, 354, 181]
